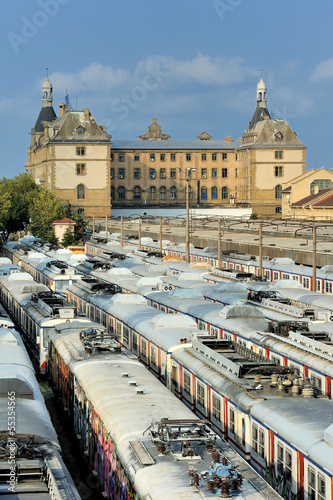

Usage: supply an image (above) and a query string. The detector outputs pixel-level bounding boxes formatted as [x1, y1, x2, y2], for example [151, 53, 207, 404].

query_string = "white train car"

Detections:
[0, 327, 80, 498]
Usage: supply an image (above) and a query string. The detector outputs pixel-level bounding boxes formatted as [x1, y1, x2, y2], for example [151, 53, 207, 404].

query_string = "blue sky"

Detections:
[1, 0, 333, 177]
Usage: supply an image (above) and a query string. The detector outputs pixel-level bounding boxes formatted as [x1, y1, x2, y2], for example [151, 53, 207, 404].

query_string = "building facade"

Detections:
[26, 77, 111, 218]
[282, 168, 333, 219]
[26, 76, 306, 217]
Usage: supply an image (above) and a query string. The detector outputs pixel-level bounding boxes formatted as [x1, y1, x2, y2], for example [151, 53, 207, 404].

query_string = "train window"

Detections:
[318, 474, 326, 500]
[258, 429, 265, 459]
[285, 450, 292, 482]
[153, 302, 158, 309]
[229, 408, 235, 435]
[151, 346, 157, 366]
[90, 307, 95, 321]
[183, 371, 191, 397]
[235, 264, 241, 271]
[95, 309, 101, 324]
[116, 322, 122, 338]
[197, 382, 205, 408]
[132, 333, 138, 354]
[199, 321, 206, 330]
[303, 277, 310, 289]
[316, 280, 321, 292]
[141, 339, 147, 361]
[277, 444, 284, 477]
[282, 273, 290, 279]
[271, 355, 281, 365]
[160, 306, 166, 313]
[211, 327, 219, 337]
[326, 282, 333, 294]
[43, 327, 52, 348]
[102, 312, 107, 327]
[212, 394, 221, 422]
[273, 271, 279, 280]
[123, 326, 129, 346]
[109, 316, 114, 333]
[252, 424, 258, 453]
[292, 275, 299, 281]
[308, 468, 315, 500]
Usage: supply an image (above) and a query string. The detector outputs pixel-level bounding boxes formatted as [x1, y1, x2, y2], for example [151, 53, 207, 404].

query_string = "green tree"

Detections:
[0, 173, 40, 241]
[61, 227, 77, 247]
[29, 189, 65, 243]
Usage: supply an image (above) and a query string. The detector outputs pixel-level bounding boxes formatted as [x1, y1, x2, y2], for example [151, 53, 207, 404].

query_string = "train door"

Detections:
[296, 451, 304, 500]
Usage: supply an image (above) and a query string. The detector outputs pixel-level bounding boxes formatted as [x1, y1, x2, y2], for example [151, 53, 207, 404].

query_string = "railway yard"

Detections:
[1, 229, 333, 499]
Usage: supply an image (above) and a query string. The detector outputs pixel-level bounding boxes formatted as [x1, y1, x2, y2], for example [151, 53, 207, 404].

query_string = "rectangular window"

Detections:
[201, 168, 207, 178]
[170, 168, 176, 178]
[258, 429, 265, 458]
[318, 474, 326, 500]
[134, 168, 141, 179]
[275, 150, 283, 159]
[76, 163, 85, 175]
[222, 168, 228, 178]
[160, 153, 165, 161]
[160, 168, 166, 179]
[134, 153, 140, 161]
[151, 346, 157, 366]
[303, 277, 310, 289]
[118, 168, 125, 179]
[197, 382, 205, 408]
[110, 168, 114, 179]
[222, 153, 227, 161]
[229, 408, 235, 434]
[212, 153, 217, 161]
[275, 166, 283, 176]
[202, 153, 206, 161]
[76, 146, 85, 156]
[212, 394, 221, 422]
[170, 153, 176, 161]
[252, 424, 258, 453]
[111, 153, 114, 162]
[212, 168, 217, 178]
[132, 332, 138, 354]
[141, 339, 147, 360]
[183, 372, 191, 396]
[326, 282, 333, 293]
[186, 153, 191, 161]
[277, 444, 284, 477]
[119, 153, 124, 162]
[308, 468, 315, 500]
[285, 449, 292, 482]
[149, 168, 156, 179]
[150, 153, 155, 161]
[123, 326, 129, 347]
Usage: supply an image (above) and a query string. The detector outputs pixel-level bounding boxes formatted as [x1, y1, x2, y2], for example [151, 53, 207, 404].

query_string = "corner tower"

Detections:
[34, 76, 57, 133]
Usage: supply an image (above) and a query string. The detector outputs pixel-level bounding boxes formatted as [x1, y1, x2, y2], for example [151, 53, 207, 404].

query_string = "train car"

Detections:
[0, 272, 93, 373]
[0, 326, 80, 498]
[50, 322, 274, 500]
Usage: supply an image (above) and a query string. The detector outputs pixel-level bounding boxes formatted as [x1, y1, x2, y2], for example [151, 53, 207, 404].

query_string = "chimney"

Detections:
[224, 135, 231, 143]
[59, 103, 67, 117]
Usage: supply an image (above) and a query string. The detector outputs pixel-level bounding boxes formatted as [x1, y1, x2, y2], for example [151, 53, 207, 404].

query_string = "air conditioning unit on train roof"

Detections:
[157, 283, 173, 292]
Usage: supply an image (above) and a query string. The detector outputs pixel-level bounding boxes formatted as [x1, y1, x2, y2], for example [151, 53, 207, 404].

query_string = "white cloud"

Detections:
[43, 62, 130, 93]
[310, 58, 333, 83]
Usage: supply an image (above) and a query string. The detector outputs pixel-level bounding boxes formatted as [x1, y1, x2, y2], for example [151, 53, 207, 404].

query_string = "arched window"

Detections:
[170, 186, 177, 200]
[149, 186, 156, 200]
[160, 186, 166, 200]
[110, 186, 115, 201]
[134, 186, 141, 200]
[275, 185, 282, 199]
[117, 186, 125, 200]
[77, 184, 85, 200]
[221, 186, 228, 199]
[201, 187, 207, 200]
[211, 186, 218, 200]
[188, 185, 193, 201]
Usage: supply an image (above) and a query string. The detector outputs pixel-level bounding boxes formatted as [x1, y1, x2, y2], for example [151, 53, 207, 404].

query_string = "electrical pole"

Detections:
[159, 217, 163, 255]
[259, 224, 263, 278]
[313, 224, 316, 291]
[218, 219, 221, 268]
[120, 214, 123, 247]
[138, 216, 142, 250]
[185, 178, 190, 264]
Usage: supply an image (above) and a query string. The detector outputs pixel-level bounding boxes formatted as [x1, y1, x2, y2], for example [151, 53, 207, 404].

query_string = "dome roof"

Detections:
[257, 77, 266, 90]
[42, 76, 52, 90]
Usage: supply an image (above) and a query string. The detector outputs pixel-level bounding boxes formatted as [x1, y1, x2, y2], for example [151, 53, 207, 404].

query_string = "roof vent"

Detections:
[121, 372, 129, 378]
[136, 388, 145, 395]
[129, 380, 137, 386]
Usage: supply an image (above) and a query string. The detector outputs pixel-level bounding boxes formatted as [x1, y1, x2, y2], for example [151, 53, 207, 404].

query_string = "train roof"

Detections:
[53, 332, 267, 499]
